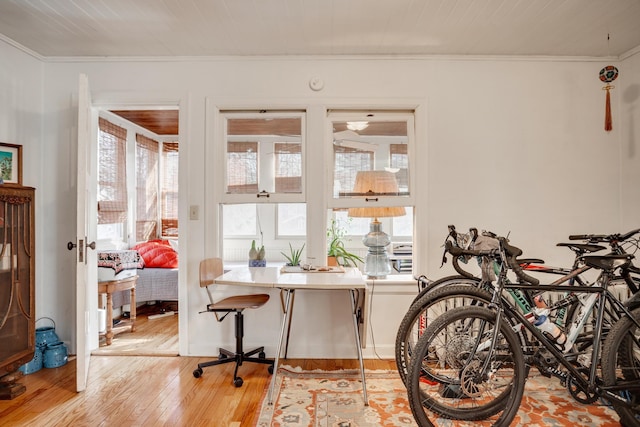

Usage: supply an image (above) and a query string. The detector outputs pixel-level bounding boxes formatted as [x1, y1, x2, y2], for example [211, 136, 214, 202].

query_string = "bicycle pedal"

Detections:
[535, 366, 552, 378]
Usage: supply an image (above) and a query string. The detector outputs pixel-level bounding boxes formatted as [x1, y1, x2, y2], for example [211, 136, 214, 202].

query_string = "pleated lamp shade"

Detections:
[348, 171, 405, 218]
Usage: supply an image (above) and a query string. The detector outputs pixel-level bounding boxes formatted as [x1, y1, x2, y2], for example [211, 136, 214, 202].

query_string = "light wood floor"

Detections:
[92, 302, 179, 356]
[0, 357, 396, 426]
[0, 307, 396, 426]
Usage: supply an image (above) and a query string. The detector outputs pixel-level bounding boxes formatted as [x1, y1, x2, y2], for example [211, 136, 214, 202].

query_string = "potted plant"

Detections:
[281, 243, 305, 266]
[327, 219, 363, 267]
[248, 239, 266, 267]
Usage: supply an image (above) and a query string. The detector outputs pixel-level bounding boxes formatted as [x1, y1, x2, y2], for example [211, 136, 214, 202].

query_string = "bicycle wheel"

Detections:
[395, 281, 492, 386]
[406, 305, 525, 425]
[601, 307, 640, 426]
[409, 275, 481, 306]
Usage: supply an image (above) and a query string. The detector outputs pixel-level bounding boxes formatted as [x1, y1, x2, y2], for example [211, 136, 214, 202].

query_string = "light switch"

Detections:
[189, 205, 199, 220]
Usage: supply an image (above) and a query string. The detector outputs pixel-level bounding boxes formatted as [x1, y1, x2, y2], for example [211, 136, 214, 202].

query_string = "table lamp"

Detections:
[348, 171, 405, 278]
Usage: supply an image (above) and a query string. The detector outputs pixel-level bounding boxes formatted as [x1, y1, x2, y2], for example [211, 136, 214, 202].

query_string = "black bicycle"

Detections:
[406, 237, 640, 426]
[395, 226, 640, 389]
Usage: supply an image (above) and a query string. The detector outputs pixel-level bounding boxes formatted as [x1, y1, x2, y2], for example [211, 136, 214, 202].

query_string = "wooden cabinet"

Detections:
[0, 186, 35, 399]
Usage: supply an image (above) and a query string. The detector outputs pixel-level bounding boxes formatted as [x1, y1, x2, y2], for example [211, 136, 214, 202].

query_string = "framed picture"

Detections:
[0, 143, 22, 186]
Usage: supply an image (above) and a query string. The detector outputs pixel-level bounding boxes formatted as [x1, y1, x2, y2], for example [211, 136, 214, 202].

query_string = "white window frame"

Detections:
[220, 111, 306, 205]
[326, 111, 415, 211]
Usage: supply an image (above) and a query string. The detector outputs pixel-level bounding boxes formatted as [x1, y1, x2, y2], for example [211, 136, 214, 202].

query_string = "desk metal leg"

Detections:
[268, 288, 293, 405]
[350, 289, 368, 405]
[279, 289, 296, 358]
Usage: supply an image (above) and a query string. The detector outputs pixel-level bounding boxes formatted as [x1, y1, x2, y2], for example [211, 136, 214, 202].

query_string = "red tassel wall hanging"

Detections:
[599, 65, 618, 132]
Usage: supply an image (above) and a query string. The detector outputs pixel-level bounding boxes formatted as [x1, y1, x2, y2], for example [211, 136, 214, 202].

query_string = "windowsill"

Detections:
[365, 273, 415, 283]
[223, 261, 284, 270]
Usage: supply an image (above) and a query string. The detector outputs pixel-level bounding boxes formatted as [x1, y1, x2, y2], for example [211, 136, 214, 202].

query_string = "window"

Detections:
[135, 136, 180, 241]
[332, 208, 413, 240]
[330, 114, 412, 201]
[333, 147, 373, 197]
[222, 204, 257, 237]
[221, 112, 306, 262]
[274, 143, 302, 193]
[328, 111, 415, 273]
[216, 109, 415, 271]
[161, 142, 179, 237]
[97, 114, 180, 245]
[277, 203, 306, 236]
[223, 113, 304, 199]
[390, 143, 408, 193]
[135, 134, 159, 241]
[227, 142, 258, 194]
[97, 118, 128, 225]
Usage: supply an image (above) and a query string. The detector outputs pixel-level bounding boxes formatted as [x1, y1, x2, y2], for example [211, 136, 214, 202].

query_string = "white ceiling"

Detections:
[1, 0, 639, 59]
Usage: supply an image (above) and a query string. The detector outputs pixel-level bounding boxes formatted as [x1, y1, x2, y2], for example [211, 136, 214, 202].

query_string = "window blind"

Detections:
[136, 134, 159, 241]
[274, 142, 302, 193]
[227, 141, 258, 193]
[98, 118, 128, 224]
[161, 142, 179, 237]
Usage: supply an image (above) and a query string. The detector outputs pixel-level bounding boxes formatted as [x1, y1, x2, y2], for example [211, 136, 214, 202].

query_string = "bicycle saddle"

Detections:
[556, 243, 606, 254]
[581, 254, 634, 271]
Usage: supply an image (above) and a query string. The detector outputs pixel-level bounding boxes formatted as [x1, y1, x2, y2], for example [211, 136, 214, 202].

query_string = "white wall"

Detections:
[620, 51, 640, 230]
[2, 44, 639, 359]
[0, 39, 45, 331]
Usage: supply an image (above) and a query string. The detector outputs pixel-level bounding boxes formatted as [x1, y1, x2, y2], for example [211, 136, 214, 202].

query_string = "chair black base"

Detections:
[193, 311, 274, 387]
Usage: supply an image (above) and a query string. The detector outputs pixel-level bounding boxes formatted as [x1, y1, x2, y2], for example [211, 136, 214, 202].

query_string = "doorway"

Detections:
[92, 107, 180, 356]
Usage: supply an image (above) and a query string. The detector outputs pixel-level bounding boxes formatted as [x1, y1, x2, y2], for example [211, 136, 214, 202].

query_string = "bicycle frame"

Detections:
[443, 236, 640, 407]
[496, 278, 640, 405]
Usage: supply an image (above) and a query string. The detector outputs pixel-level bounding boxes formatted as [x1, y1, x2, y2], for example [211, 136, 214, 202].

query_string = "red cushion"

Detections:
[132, 240, 178, 268]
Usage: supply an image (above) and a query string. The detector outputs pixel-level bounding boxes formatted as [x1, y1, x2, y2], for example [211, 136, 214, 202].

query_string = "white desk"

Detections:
[214, 266, 368, 405]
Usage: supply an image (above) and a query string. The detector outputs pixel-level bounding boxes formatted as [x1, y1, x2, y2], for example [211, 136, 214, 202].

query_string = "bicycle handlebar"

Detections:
[499, 237, 540, 285]
[568, 228, 640, 243]
[451, 251, 477, 279]
[444, 239, 540, 285]
[445, 240, 495, 258]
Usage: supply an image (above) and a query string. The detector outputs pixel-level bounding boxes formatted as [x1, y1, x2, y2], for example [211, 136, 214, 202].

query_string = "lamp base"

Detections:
[362, 220, 391, 279]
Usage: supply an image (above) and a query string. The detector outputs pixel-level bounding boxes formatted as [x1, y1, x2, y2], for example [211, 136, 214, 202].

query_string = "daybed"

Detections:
[98, 240, 179, 309]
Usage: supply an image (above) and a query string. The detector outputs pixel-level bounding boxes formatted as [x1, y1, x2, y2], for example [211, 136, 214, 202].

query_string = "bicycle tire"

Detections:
[409, 274, 481, 306]
[396, 281, 503, 384]
[601, 307, 640, 426]
[406, 305, 526, 425]
[396, 277, 483, 383]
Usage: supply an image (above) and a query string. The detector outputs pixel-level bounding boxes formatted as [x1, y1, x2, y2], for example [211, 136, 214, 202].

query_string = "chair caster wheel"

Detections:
[268, 365, 274, 374]
[193, 368, 203, 378]
[259, 351, 266, 359]
[233, 377, 244, 387]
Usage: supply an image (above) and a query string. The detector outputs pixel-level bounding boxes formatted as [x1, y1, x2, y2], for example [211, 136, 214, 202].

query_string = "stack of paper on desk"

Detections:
[280, 265, 345, 273]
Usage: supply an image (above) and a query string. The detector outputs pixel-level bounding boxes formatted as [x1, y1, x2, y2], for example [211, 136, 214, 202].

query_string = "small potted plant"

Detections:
[281, 243, 305, 266]
[327, 219, 363, 267]
[248, 239, 266, 267]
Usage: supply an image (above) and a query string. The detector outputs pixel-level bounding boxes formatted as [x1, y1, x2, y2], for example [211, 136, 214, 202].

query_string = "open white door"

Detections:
[74, 74, 99, 392]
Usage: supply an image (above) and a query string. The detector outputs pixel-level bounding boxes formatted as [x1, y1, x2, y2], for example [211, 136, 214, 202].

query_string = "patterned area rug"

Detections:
[256, 366, 415, 426]
[256, 367, 622, 426]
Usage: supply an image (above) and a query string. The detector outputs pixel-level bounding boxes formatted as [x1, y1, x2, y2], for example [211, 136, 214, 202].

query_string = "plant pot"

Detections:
[327, 256, 338, 266]
[248, 259, 267, 267]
